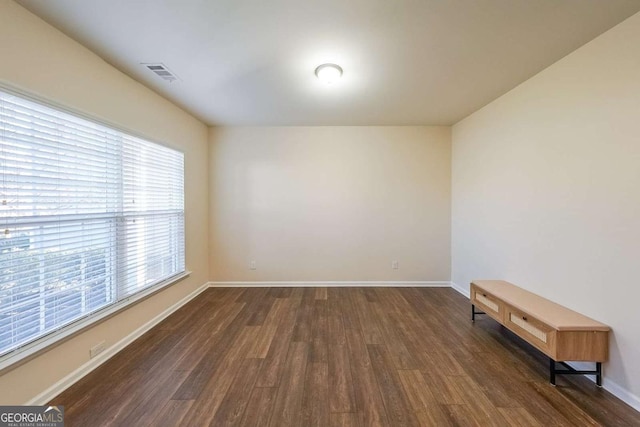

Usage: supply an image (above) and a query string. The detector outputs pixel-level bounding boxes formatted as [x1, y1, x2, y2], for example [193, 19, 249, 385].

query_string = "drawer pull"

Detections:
[522, 316, 527, 321]
[482, 293, 487, 297]
[475, 293, 499, 312]
[510, 313, 547, 343]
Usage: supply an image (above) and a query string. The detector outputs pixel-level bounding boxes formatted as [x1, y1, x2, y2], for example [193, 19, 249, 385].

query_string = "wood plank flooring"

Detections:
[50, 287, 640, 426]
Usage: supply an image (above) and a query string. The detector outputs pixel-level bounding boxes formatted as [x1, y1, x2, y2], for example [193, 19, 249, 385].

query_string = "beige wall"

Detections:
[7, 0, 639, 409]
[209, 126, 451, 282]
[452, 12, 640, 404]
[0, 1, 209, 404]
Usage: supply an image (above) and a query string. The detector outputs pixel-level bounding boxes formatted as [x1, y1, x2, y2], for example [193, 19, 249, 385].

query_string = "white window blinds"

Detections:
[0, 88, 185, 357]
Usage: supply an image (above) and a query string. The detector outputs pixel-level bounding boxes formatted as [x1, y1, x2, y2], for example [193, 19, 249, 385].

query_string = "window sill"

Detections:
[0, 270, 191, 374]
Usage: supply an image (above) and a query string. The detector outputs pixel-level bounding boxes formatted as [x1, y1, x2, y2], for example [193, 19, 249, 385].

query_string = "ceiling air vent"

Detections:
[142, 63, 179, 82]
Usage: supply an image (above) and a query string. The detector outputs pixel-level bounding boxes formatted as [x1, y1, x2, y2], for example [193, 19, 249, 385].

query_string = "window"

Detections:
[0, 88, 185, 358]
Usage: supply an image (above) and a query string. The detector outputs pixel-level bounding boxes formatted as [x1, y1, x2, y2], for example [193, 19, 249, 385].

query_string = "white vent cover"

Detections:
[142, 63, 179, 82]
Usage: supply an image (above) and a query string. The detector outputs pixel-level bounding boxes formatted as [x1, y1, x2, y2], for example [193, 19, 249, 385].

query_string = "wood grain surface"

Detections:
[50, 287, 639, 426]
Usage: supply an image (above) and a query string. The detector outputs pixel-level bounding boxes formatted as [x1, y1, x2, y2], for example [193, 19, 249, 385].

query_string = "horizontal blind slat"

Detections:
[0, 88, 184, 357]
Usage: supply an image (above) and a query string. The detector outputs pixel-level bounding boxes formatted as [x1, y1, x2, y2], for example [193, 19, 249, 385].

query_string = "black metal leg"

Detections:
[550, 359, 603, 386]
[471, 304, 485, 322]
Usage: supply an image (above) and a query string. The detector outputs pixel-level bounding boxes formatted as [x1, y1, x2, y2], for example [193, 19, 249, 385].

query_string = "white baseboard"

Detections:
[565, 362, 640, 412]
[25, 281, 210, 405]
[208, 281, 451, 287]
[600, 377, 640, 412]
[450, 281, 470, 298]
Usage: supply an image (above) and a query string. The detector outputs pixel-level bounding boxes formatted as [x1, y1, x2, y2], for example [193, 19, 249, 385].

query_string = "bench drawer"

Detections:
[471, 286, 503, 322]
[504, 304, 555, 356]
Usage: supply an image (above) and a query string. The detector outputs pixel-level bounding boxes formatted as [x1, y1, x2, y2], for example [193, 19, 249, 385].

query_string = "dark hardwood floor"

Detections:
[50, 287, 640, 426]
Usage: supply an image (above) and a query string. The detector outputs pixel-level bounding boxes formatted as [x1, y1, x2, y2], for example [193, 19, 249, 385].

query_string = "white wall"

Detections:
[452, 12, 640, 406]
[5, 0, 640, 410]
[209, 126, 451, 282]
[0, 1, 209, 404]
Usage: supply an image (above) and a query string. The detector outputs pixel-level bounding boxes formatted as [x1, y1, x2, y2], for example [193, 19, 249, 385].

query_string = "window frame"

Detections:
[0, 84, 190, 372]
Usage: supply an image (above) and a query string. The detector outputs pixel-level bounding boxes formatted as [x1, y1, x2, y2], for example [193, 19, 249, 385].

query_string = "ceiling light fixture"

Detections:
[315, 63, 343, 84]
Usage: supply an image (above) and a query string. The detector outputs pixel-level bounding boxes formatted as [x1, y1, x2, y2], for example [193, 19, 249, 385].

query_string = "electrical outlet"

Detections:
[90, 341, 106, 359]
[249, 260, 257, 270]
[392, 260, 399, 270]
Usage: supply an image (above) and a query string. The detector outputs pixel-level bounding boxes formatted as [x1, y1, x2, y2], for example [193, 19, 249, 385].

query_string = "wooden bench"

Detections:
[470, 280, 610, 386]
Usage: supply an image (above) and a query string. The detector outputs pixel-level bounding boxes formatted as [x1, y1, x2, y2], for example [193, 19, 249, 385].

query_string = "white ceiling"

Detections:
[17, 0, 640, 126]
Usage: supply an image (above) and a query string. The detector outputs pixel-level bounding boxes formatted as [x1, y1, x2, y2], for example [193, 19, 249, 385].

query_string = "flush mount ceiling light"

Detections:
[315, 63, 343, 84]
